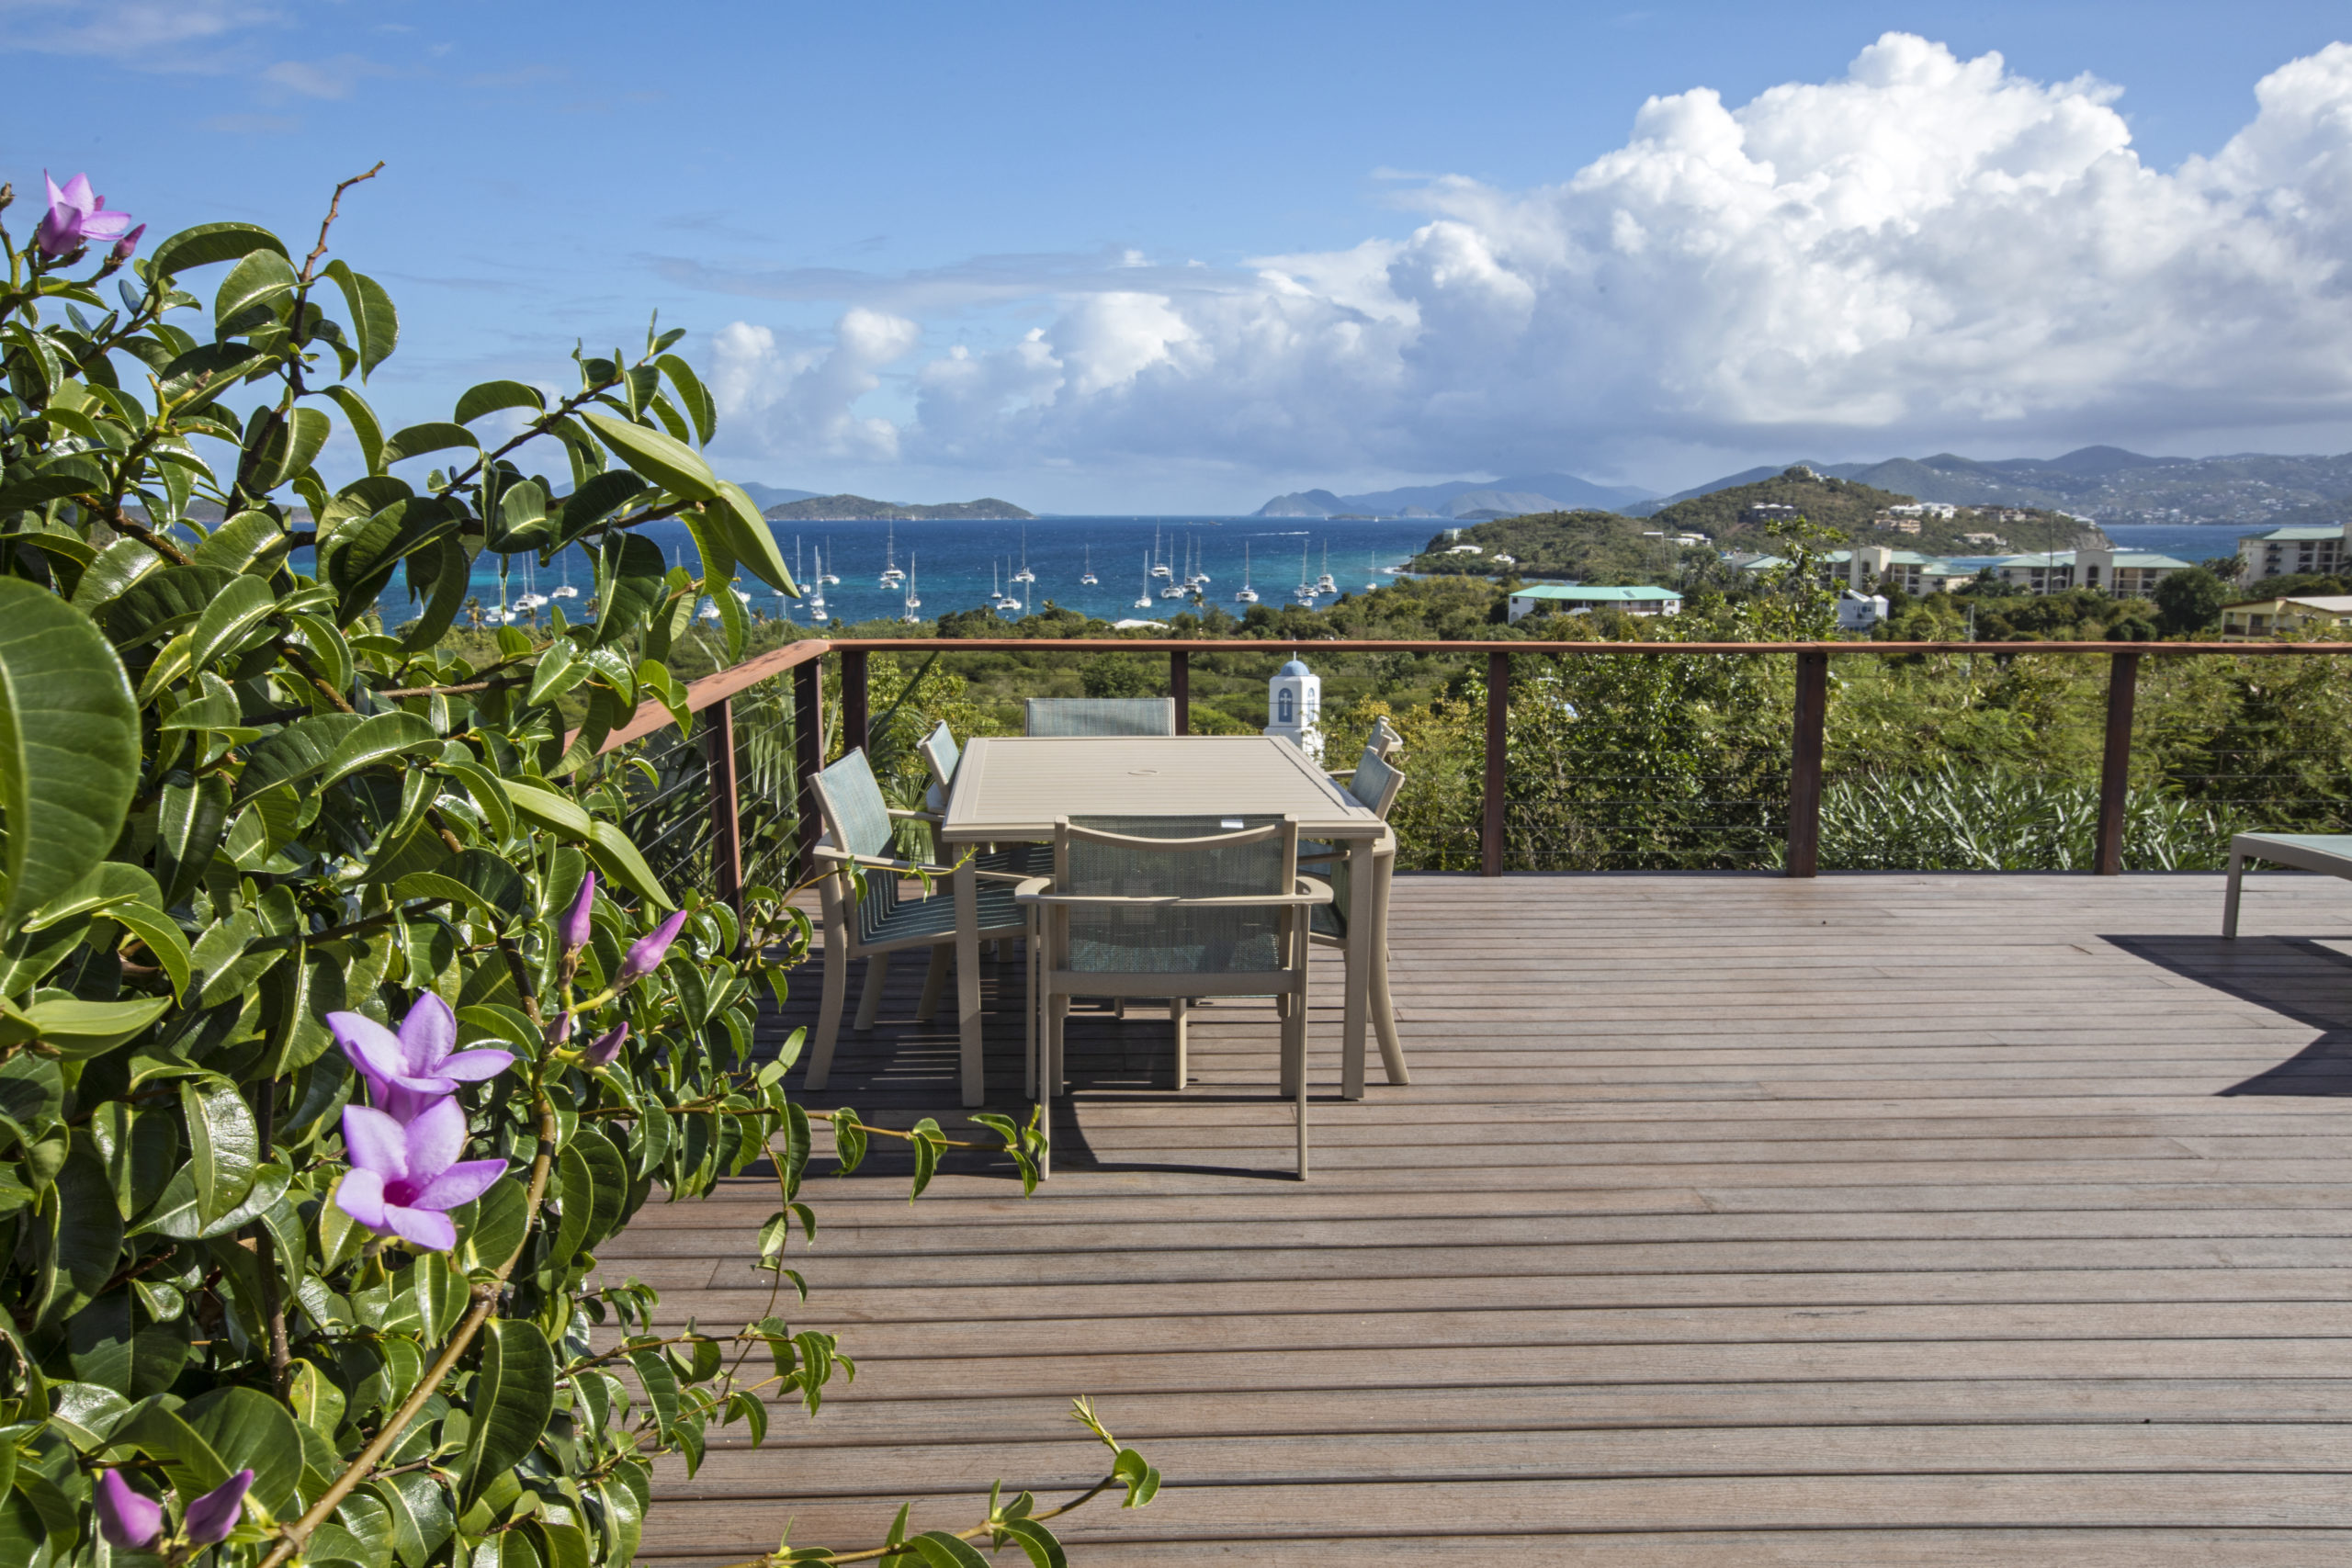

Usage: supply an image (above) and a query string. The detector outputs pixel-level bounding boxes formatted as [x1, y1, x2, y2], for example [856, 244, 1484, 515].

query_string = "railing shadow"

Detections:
[2101, 933, 2352, 1097]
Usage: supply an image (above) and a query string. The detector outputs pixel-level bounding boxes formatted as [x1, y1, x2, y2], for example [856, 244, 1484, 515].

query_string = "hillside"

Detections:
[1633, 447, 2352, 525]
[1406, 510, 1711, 583]
[1258, 470, 1653, 518]
[760, 494, 1034, 521]
[1409, 469, 2101, 579]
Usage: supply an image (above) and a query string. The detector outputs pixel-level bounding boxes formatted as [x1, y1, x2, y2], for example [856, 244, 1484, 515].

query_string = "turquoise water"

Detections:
[403, 515, 1448, 629]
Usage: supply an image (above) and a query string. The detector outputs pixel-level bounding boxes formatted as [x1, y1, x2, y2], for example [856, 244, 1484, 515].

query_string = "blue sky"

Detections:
[6, 1, 2352, 510]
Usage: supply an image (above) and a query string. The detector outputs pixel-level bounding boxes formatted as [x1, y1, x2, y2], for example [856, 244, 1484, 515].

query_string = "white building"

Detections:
[2236, 523, 2347, 581]
[1264, 658, 1324, 761]
[1837, 592, 1889, 631]
[1505, 584, 1684, 622]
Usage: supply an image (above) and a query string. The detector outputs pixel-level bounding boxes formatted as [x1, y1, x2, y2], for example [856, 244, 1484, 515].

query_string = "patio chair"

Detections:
[1018, 815, 1332, 1178]
[1301, 747, 1410, 1087]
[2223, 832, 2352, 937]
[803, 748, 1029, 1091]
[1023, 697, 1177, 737]
[917, 718, 1047, 881]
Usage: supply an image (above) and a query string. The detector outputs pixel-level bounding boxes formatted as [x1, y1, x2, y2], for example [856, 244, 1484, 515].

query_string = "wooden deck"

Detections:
[616, 873, 2352, 1565]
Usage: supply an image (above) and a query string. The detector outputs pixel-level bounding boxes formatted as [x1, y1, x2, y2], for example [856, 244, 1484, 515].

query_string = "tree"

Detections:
[2154, 566, 2231, 636]
[0, 169, 1142, 1567]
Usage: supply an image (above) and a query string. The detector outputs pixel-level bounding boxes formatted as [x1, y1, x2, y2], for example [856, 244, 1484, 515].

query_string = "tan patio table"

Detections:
[939, 735, 1396, 1108]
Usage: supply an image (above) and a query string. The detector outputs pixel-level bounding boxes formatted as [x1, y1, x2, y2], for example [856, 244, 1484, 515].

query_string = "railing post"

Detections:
[1482, 650, 1509, 876]
[792, 657, 823, 885]
[707, 694, 743, 917]
[1786, 649, 1828, 878]
[1170, 650, 1190, 735]
[2094, 649, 2142, 875]
[842, 647, 868, 758]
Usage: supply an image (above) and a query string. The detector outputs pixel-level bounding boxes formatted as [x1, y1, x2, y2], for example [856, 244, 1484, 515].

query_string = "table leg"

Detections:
[1341, 833, 1374, 1100]
[954, 861, 984, 1107]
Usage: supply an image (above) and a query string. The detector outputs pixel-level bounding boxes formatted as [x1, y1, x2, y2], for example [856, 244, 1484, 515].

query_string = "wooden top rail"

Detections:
[821, 637, 2352, 656]
[594, 637, 831, 754]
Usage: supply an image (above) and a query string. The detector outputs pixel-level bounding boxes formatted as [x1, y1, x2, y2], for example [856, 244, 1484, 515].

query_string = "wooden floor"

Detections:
[616, 873, 2352, 1565]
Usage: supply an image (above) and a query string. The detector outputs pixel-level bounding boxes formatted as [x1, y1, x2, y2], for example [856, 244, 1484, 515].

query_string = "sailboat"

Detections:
[514, 559, 548, 614]
[550, 557, 580, 600]
[1189, 534, 1210, 587]
[1159, 541, 1189, 599]
[1011, 528, 1035, 585]
[877, 524, 904, 588]
[1234, 542, 1259, 604]
[900, 553, 922, 624]
[808, 547, 830, 624]
[1149, 525, 1171, 580]
[990, 559, 1011, 610]
[1134, 554, 1154, 610]
[1293, 539, 1317, 604]
[1365, 547, 1380, 592]
[1314, 542, 1337, 597]
[819, 537, 839, 584]
[1080, 545, 1098, 586]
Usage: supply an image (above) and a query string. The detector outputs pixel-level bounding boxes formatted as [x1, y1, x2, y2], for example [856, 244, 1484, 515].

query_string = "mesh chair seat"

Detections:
[1060, 815, 1288, 975]
[1025, 698, 1177, 737]
[970, 840, 1050, 878]
[863, 878, 1025, 947]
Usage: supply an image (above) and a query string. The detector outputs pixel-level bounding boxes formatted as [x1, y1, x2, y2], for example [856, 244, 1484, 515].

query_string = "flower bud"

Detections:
[560, 871, 597, 955]
[94, 1471, 163, 1551]
[615, 908, 689, 987]
[110, 222, 145, 263]
[547, 1010, 574, 1045]
[582, 1021, 628, 1066]
[183, 1469, 254, 1545]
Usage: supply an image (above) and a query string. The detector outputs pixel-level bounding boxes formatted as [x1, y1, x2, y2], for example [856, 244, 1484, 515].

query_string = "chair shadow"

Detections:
[2101, 933, 2352, 1097]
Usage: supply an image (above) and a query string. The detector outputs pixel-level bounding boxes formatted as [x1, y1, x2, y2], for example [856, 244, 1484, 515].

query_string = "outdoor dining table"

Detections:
[938, 734, 1393, 1108]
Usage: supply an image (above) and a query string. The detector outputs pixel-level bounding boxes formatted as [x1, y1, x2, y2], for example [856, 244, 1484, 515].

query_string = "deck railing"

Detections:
[590, 637, 2352, 899]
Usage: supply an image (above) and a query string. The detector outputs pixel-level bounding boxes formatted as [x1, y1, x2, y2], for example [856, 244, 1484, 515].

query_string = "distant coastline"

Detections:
[760, 493, 1035, 522]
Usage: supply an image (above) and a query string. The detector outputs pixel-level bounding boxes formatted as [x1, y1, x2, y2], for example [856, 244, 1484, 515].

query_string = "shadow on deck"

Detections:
[608, 872, 2352, 1566]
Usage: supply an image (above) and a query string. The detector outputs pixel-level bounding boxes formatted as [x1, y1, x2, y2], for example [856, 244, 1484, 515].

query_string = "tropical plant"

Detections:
[0, 169, 1141, 1567]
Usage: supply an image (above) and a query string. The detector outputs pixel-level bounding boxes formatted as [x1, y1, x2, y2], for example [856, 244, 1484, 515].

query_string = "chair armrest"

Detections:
[811, 846, 950, 878]
[887, 807, 944, 825]
[1015, 883, 1333, 908]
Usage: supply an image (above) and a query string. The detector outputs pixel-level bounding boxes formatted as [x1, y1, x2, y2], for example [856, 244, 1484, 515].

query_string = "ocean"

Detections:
[393, 515, 1449, 629]
[2097, 522, 2268, 564]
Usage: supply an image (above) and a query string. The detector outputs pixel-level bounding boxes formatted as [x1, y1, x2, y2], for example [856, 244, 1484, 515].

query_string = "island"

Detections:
[759, 494, 1034, 522]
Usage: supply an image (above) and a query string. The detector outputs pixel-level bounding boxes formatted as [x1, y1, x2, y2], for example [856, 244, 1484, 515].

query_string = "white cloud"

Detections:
[689, 33, 2352, 484]
[710, 309, 922, 462]
[0, 0, 281, 69]
[261, 52, 394, 99]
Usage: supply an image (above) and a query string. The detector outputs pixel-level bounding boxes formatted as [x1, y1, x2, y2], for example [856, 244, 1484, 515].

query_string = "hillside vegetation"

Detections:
[761, 493, 1034, 520]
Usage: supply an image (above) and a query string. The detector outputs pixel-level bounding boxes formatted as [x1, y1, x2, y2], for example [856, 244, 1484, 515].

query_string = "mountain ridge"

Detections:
[759, 493, 1035, 522]
[1258, 471, 1654, 518]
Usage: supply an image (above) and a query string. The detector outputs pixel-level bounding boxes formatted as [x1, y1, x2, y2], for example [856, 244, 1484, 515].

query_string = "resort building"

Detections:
[1506, 584, 1683, 622]
[2235, 522, 2347, 581]
[1736, 545, 2192, 600]
[2218, 593, 2352, 640]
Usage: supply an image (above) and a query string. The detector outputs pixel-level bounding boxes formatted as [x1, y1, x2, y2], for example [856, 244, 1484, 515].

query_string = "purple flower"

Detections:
[94, 1470, 163, 1551]
[547, 1010, 574, 1045]
[109, 222, 145, 263]
[582, 1021, 628, 1066]
[616, 908, 689, 987]
[33, 172, 134, 259]
[335, 1097, 506, 1252]
[183, 1470, 254, 1545]
[560, 871, 596, 954]
[331, 993, 514, 1122]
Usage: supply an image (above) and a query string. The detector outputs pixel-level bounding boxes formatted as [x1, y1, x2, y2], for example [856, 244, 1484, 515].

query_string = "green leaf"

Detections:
[458, 1176, 530, 1271]
[142, 1160, 288, 1241]
[213, 248, 299, 333]
[525, 637, 582, 707]
[500, 777, 594, 838]
[181, 1073, 260, 1227]
[394, 848, 530, 927]
[380, 422, 479, 467]
[67, 536, 164, 611]
[832, 1107, 868, 1175]
[454, 379, 546, 426]
[907, 1530, 993, 1568]
[322, 260, 399, 378]
[266, 403, 334, 490]
[324, 384, 386, 474]
[321, 710, 440, 789]
[111, 902, 191, 997]
[583, 818, 673, 910]
[909, 1116, 943, 1201]
[190, 509, 288, 574]
[458, 1318, 556, 1506]
[186, 572, 277, 674]
[372, 1470, 456, 1567]
[149, 222, 288, 279]
[179, 1384, 305, 1518]
[0, 995, 169, 1057]
[0, 581, 141, 939]
[156, 770, 232, 906]
[657, 354, 717, 444]
[591, 530, 668, 648]
[400, 536, 470, 652]
[36, 1152, 120, 1325]
[998, 1518, 1069, 1568]
[582, 412, 716, 500]
[710, 483, 798, 594]
[626, 1349, 679, 1436]
[232, 711, 367, 805]
[104, 563, 236, 646]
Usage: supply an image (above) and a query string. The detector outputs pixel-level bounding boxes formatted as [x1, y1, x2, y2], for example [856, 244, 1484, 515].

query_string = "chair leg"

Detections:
[808, 934, 849, 1090]
[1371, 852, 1409, 1086]
[918, 944, 951, 1021]
[1170, 997, 1188, 1090]
[854, 951, 891, 1031]
[1286, 922, 1310, 1179]
[1048, 994, 1069, 1098]
[2223, 850, 2246, 939]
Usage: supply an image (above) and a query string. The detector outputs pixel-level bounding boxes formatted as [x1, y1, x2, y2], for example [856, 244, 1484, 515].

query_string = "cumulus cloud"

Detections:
[695, 34, 2352, 479]
[711, 309, 922, 462]
[0, 0, 282, 69]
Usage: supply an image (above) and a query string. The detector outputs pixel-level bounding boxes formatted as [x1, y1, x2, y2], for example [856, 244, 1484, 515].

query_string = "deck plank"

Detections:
[628, 872, 2352, 1561]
